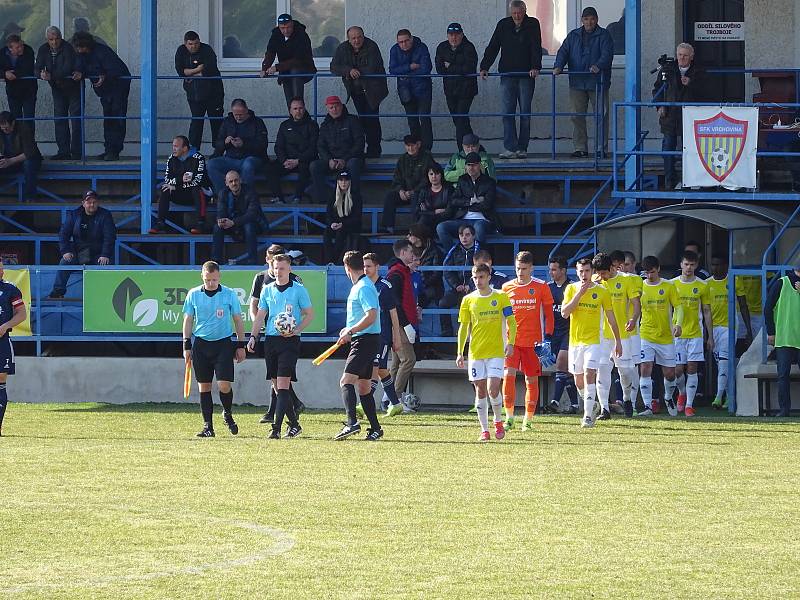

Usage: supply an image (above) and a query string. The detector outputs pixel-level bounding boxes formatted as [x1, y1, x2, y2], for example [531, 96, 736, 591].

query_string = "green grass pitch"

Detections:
[1, 403, 798, 599]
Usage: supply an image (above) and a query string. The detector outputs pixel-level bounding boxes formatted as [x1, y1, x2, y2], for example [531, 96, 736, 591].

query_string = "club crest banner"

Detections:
[682, 106, 758, 188]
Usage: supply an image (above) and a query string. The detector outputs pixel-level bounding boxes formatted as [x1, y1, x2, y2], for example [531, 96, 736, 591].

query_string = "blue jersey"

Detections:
[183, 284, 241, 341]
[0, 279, 24, 336]
[374, 277, 397, 344]
[548, 277, 573, 336]
[347, 275, 380, 336]
[258, 280, 312, 337]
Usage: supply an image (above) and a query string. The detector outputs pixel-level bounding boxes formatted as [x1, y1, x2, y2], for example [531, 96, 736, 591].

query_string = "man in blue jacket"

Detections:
[389, 29, 433, 151]
[48, 190, 117, 298]
[553, 6, 613, 158]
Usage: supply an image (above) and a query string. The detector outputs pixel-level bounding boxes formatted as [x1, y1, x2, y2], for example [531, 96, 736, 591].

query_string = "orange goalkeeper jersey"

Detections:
[502, 277, 554, 347]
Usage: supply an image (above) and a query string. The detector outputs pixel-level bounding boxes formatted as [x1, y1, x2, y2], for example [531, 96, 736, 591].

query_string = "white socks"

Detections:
[716, 360, 728, 399]
[664, 377, 677, 403]
[676, 373, 686, 396]
[596, 362, 613, 410]
[639, 376, 653, 405]
[583, 383, 597, 419]
[490, 395, 503, 423]
[476, 397, 489, 431]
[686, 373, 699, 407]
[619, 367, 636, 404]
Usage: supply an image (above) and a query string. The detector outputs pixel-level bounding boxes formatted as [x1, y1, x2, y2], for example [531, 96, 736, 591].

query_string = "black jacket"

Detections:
[448, 173, 498, 223]
[326, 190, 362, 230]
[58, 205, 117, 257]
[35, 39, 80, 92]
[1, 44, 38, 100]
[480, 15, 543, 73]
[0, 121, 41, 161]
[275, 113, 319, 163]
[317, 106, 364, 162]
[652, 62, 707, 135]
[330, 37, 389, 109]
[443, 240, 480, 290]
[164, 151, 209, 189]
[76, 43, 131, 97]
[416, 238, 443, 300]
[216, 183, 262, 228]
[262, 21, 316, 84]
[435, 37, 478, 98]
[214, 110, 269, 159]
[174, 42, 224, 102]
[413, 185, 452, 223]
[391, 149, 435, 191]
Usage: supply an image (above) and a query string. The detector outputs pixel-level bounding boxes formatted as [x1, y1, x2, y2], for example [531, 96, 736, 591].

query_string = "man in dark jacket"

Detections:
[435, 23, 479, 151]
[260, 14, 316, 108]
[73, 32, 130, 161]
[389, 29, 433, 151]
[274, 96, 319, 202]
[386, 239, 419, 397]
[36, 26, 82, 159]
[175, 31, 224, 152]
[310, 95, 365, 203]
[207, 98, 269, 193]
[330, 26, 388, 158]
[2, 34, 37, 135]
[438, 223, 479, 336]
[47, 190, 116, 298]
[0, 111, 41, 200]
[480, 0, 542, 159]
[553, 6, 613, 158]
[408, 223, 444, 308]
[436, 153, 498, 249]
[382, 133, 435, 233]
[212, 170, 266, 265]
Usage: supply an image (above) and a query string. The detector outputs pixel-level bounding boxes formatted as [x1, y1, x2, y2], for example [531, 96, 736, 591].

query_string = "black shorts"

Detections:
[264, 335, 300, 380]
[0, 335, 15, 375]
[551, 330, 569, 356]
[192, 337, 235, 384]
[345, 333, 379, 380]
[373, 341, 391, 370]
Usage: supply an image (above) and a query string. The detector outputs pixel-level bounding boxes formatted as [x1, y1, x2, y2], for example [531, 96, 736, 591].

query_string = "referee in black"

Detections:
[182, 261, 247, 437]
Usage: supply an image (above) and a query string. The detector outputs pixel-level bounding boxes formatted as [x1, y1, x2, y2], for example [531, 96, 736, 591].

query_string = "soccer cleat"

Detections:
[267, 427, 281, 439]
[468, 405, 478, 414]
[685, 406, 696, 417]
[651, 400, 661, 414]
[284, 425, 302, 438]
[596, 408, 611, 421]
[665, 397, 678, 417]
[549, 399, 561, 413]
[196, 426, 215, 438]
[494, 420, 506, 440]
[387, 402, 403, 417]
[334, 422, 361, 440]
[636, 407, 653, 416]
[711, 397, 723, 410]
[521, 417, 533, 432]
[223, 412, 238, 435]
[365, 428, 384, 441]
[721, 397, 729, 410]
[479, 430, 491, 442]
[504, 415, 515, 430]
[259, 412, 273, 424]
[677, 394, 687, 413]
[623, 400, 634, 418]
[581, 416, 595, 428]
[355, 404, 366, 420]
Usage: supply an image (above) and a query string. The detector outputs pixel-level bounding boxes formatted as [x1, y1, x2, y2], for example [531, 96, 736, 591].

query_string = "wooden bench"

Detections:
[744, 371, 800, 416]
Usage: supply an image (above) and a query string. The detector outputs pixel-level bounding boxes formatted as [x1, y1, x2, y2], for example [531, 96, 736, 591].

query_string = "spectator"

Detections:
[386, 239, 419, 397]
[330, 26, 389, 158]
[0, 111, 41, 201]
[435, 23, 479, 150]
[323, 171, 362, 264]
[72, 17, 110, 48]
[35, 26, 82, 160]
[382, 133, 435, 233]
[212, 170, 266, 265]
[480, 0, 543, 159]
[73, 32, 130, 161]
[1, 34, 37, 135]
[389, 29, 433, 151]
[175, 31, 225, 153]
[207, 98, 269, 194]
[438, 223, 479, 336]
[443, 133, 496, 184]
[436, 152, 498, 249]
[765, 263, 800, 417]
[413, 163, 452, 232]
[553, 6, 613, 158]
[470, 248, 510, 290]
[652, 43, 706, 189]
[47, 190, 116, 298]
[408, 224, 443, 310]
[274, 96, 319, 203]
[150, 135, 211, 234]
[311, 95, 364, 203]
[260, 14, 316, 108]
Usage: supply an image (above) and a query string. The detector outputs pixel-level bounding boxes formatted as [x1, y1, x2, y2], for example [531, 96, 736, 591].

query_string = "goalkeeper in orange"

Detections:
[501, 251, 555, 431]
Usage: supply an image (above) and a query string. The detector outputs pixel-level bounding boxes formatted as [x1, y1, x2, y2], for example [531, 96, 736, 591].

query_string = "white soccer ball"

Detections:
[401, 392, 421, 412]
[274, 311, 296, 335]
[710, 147, 730, 171]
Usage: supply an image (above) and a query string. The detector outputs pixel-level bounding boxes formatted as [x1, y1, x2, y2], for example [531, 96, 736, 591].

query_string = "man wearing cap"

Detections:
[1, 34, 38, 135]
[330, 26, 389, 158]
[553, 7, 613, 158]
[260, 14, 316, 109]
[480, 0, 543, 159]
[47, 190, 117, 299]
[389, 29, 433, 151]
[437, 152, 498, 249]
[435, 23, 479, 151]
[444, 133, 496, 184]
[311, 95, 365, 204]
[382, 133, 435, 233]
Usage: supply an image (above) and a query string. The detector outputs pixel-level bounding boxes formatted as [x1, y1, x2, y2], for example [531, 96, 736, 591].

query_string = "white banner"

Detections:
[682, 106, 758, 189]
[694, 21, 745, 42]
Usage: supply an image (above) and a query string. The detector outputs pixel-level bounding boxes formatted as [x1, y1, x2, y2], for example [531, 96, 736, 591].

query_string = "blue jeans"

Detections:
[776, 346, 800, 416]
[212, 221, 260, 265]
[500, 76, 535, 152]
[51, 251, 109, 296]
[207, 155, 264, 195]
[436, 219, 496, 250]
[662, 134, 679, 182]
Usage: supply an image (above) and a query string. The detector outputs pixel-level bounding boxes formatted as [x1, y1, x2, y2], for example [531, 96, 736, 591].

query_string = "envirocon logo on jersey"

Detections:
[112, 277, 159, 327]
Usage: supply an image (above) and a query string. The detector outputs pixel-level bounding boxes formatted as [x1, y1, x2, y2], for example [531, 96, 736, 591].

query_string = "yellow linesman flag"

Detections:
[4, 269, 32, 336]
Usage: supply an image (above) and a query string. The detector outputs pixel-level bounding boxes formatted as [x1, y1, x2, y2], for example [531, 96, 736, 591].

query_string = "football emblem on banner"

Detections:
[693, 112, 747, 182]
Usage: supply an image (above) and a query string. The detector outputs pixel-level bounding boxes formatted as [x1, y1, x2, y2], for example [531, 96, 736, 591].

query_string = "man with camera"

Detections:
[652, 43, 706, 190]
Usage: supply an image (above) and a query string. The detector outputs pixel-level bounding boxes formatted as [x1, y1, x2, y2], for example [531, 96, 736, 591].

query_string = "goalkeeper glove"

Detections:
[534, 340, 556, 369]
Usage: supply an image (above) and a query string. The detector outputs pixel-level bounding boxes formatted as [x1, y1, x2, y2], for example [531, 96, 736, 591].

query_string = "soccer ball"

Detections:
[274, 311, 296, 335]
[401, 392, 421, 412]
[710, 147, 730, 171]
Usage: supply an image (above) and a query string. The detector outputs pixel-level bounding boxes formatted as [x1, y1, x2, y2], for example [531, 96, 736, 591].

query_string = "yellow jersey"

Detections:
[706, 276, 746, 328]
[599, 272, 641, 340]
[670, 277, 710, 339]
[640, 279, 681, 345]
[736, 275, 763, 315]
[563, 282, 612, 346]
[458, 289, 517, 360]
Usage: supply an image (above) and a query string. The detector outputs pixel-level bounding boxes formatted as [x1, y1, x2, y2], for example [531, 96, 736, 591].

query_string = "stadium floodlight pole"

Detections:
[139, 0, 157, 234]
[623, 0, 641, 210]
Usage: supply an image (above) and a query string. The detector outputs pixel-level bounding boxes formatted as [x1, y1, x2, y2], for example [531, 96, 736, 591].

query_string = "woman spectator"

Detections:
[413, 163, 451, 232]
[323, 171, 362, 263]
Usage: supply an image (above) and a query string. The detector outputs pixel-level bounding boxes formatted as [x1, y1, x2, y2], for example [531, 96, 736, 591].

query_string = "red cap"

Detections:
[325, 95, 342, 105]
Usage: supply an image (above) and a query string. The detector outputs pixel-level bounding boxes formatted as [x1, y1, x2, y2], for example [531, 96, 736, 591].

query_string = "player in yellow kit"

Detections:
[457, 263, 518, 442]
[561, 257, 622, 428]
[671, 250, 713, 416]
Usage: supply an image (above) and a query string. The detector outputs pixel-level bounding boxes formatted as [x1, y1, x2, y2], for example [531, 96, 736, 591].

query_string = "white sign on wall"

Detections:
[694, 21, 745, 42]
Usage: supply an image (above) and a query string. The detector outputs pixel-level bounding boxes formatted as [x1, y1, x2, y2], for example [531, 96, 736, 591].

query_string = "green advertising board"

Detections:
[83, 269, 327, 333]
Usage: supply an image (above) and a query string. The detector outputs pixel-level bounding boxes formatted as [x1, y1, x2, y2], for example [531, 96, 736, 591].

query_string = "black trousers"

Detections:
[51, 85, 82, 157]
[280, 73, 306, 108]
[323, 223, 360, 263]
[157, 186, 206, 224]
[382, 190, 409, 229]
[351, 93, 382, 156]
[445, 94, 474, 151]
[187, 95, 224, 151]
[99, 82, 130, 154]
[274, 160, 312, 199]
